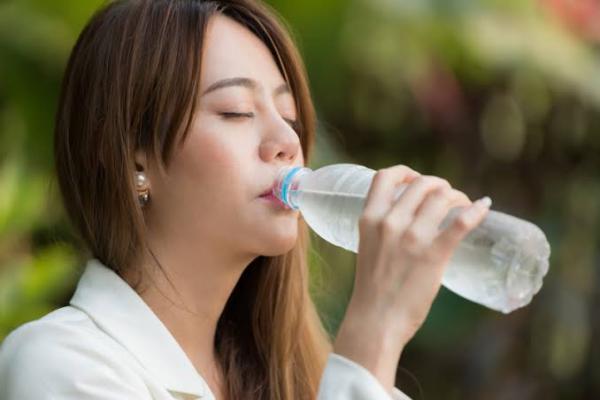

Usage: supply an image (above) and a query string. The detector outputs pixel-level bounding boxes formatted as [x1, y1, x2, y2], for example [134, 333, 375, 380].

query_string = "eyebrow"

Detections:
[201, 77, 291, 97]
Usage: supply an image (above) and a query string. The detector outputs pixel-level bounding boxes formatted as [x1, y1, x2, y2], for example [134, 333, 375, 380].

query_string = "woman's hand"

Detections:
[333, 165, 491, 394]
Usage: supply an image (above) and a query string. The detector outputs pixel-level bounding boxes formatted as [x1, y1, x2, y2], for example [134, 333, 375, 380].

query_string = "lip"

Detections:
[257, 166, 299, 206]
[259, 185, 277, 198]
[259, 192, 287, 208]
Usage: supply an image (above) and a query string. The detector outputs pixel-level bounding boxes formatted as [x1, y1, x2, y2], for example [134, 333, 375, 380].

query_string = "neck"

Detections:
[123, 230, 258, 390]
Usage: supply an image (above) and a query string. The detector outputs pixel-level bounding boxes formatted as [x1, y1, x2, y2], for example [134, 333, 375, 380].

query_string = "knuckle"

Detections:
[413, 175, 428, 185]
[379, 218, 398, 236]
[375, 165, 413, 181]
[374, 168, 390, 178]
[431, 177, 451, 189]
[358, 213, 376, 228]
[388, 165, 413, 175]
[372, 169, 393, 186]
[402, 227, 421, 245]
[454, 215, 471, 231]
[432, 185, 452, 199]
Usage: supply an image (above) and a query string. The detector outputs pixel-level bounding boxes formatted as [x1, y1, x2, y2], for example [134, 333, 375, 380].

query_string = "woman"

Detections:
[0, 0, 490, 399]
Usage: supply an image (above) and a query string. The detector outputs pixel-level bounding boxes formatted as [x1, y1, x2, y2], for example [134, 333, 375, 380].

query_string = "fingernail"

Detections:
[475, 196, 492, 209]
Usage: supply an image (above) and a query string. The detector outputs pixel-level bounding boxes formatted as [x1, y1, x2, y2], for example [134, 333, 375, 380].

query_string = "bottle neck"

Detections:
[275, 166, 311, 210]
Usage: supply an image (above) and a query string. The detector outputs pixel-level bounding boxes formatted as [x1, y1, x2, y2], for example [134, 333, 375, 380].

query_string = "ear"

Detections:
[135, 149, 148, 172]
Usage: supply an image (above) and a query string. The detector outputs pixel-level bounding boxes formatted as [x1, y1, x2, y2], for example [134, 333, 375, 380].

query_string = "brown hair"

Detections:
[54, 0, 331, 398]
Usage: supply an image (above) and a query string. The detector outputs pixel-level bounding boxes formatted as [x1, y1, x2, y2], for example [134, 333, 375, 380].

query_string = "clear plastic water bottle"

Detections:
[274, 163, 551, 314]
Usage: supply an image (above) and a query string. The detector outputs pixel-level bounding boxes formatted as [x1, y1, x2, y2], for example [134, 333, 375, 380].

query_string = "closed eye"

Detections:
[220, 112, 254, 119]
[220, 112, 299, 133]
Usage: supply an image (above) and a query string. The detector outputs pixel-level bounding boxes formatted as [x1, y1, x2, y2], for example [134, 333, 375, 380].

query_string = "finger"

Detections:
[413, 187, 470, 217]
[434, 196, 492, 259]
[361, 166, 420, 222]
[446, 189, 472, 209]
[404, 187, 454, 246]
[382, 176, 452, 235]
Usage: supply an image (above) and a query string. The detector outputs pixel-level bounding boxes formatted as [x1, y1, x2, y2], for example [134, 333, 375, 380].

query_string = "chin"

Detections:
[260, 235, 298, 256]
[253, 227, 299, 256]
[246, 214, 300, 256]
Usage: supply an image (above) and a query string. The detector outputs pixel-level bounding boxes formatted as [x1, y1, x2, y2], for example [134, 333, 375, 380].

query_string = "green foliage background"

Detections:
[1, 0, 599, 399]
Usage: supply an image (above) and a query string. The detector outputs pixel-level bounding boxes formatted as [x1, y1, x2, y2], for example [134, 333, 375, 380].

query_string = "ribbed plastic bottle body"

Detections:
[276, 164, 551, 314]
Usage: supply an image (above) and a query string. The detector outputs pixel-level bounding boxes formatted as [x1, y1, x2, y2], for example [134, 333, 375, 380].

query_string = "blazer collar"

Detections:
[70, 258, 210, 398]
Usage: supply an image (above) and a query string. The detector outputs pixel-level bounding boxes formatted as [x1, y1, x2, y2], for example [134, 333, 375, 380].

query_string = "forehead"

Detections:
[199, 14, 285, 92]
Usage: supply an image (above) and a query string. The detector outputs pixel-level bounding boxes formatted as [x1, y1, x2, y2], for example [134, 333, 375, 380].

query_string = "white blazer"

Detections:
[0, 259, 411, 400]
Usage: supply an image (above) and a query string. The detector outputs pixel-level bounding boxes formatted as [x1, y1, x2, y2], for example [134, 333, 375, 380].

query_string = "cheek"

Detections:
[183, 132, 229, 168]
[175, 127, 245, 186]
[165, 124, 257, 222]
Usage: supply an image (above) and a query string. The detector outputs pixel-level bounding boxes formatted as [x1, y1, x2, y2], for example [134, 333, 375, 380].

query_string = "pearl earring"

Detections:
[135, 171, 150, 206]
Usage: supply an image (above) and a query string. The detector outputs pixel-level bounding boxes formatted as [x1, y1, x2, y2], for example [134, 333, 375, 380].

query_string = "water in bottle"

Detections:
[273, 163, 551, 314]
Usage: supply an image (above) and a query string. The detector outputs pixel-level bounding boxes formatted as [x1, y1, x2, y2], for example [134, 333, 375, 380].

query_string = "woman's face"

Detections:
[143, 14, 304, 262]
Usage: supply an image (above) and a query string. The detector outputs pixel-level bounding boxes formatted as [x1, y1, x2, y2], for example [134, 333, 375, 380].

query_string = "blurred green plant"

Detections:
[0, 0, 103, 340]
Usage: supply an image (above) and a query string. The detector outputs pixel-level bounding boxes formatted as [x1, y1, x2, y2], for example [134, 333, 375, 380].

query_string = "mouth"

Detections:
[257, 167, 299, 209]
[258, 182, 289, 209]
[258, 178, 280, 198]
[259, 186, 276, 198]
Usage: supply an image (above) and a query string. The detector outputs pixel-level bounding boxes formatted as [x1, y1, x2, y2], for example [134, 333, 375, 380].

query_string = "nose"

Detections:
[258, 114, 301, 164]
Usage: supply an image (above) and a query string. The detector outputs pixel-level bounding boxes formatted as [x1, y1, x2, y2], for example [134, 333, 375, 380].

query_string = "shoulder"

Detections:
[0, 307, 150, 399]
[1, 306, 108, 372]
[319, 353, 413, 400]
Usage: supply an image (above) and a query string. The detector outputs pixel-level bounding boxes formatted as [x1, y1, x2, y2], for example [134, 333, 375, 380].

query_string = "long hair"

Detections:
[53, 0, 332, 398]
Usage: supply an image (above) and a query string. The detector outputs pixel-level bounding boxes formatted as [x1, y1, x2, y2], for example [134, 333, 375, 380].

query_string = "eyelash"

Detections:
[220, 112, 254, 119]
[219, 112, 300, 133]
